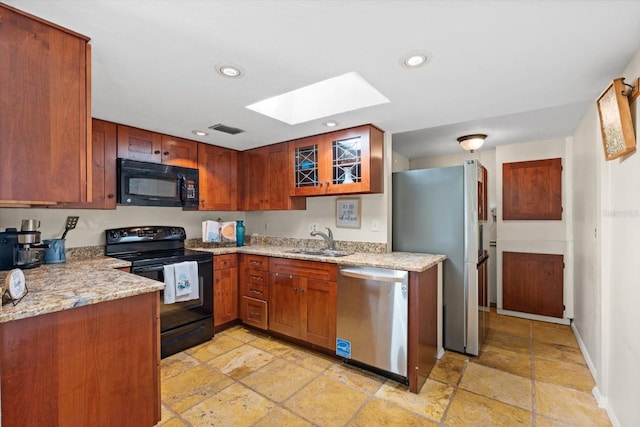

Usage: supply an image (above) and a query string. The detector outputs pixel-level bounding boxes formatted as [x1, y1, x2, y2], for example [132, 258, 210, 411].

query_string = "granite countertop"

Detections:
[0, 245, 445, 324]
[0, 257, 162, 324]
[194, 245, 446, 272]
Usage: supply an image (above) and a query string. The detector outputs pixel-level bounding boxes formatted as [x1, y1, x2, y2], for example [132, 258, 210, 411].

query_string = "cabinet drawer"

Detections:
[241, 296, 268, 330]
[242, 254, 269, 271]
[269, 257, 337, 281]
[214, 253, 237, 270]
[242, 283, 268, 300]
[246, 269, 268, 285]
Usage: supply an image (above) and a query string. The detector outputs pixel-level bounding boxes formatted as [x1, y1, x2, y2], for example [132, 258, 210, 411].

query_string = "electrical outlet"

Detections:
[371, 219, 380, 232]
[309, 223, 319, 233]
[263, 222, 268, 231]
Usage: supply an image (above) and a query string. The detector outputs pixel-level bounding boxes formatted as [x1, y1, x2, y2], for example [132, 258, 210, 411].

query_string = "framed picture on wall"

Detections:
[336, 198, 361, 229]
[596, 77, 636, 161]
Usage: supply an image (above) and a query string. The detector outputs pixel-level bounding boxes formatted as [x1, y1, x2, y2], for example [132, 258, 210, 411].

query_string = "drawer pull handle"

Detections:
[250, 289, 263, 295]
[250, 261, 261, 265]
[293, 287, 297, 291]
[250, 276, 262, 281]
[249, 311, 260, 316]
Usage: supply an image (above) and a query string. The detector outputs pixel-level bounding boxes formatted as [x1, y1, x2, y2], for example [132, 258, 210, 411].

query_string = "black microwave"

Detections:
[117, 158, 199, 208]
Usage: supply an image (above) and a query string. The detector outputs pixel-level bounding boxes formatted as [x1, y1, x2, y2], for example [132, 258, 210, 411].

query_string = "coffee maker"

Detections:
[0, 220, 48, 270]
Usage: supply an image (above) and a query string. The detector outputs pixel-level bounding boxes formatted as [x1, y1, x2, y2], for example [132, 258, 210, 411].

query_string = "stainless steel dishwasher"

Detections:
[336, 265, 409, 383]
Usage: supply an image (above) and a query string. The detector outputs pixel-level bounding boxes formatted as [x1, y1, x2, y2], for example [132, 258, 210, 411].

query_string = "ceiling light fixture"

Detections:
[216, 64, 242, 78]
[323, 120, 338, 127]
[457, 134, 487, 153]
[191, 130, 208, 136]
[400, 51, 431, 69]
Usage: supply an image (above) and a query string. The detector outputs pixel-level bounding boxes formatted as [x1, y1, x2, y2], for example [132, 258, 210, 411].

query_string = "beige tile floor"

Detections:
[157, 310, 610, 426]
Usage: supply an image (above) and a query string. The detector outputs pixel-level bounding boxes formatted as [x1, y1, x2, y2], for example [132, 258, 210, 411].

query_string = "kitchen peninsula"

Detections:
[0, 258, 163, 427]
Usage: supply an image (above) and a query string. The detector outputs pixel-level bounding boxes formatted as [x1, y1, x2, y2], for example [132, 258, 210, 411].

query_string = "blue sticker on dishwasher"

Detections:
[336, 338, 351, 358]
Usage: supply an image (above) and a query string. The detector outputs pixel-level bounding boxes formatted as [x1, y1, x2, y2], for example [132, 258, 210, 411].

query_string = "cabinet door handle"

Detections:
[107, 194, 115, 199]
[300, 288, 305, 293]
[293, 287, 297, 292]
[250, 289, 263, 295]
[154, 150, 161, 154]
[163, 151, 169, 155]
[223, 260, 228, 265]
[250, 275, 262, 281]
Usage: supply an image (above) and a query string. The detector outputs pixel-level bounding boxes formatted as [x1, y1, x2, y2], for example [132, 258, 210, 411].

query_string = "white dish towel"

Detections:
[163, 261, 200, 304]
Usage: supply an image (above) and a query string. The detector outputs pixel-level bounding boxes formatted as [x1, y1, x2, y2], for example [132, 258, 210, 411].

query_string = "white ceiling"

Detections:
[7, 0, 640, 159]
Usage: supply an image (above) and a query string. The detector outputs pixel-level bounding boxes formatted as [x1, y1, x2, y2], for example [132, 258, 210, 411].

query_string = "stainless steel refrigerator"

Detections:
[392, 160, 487, 355]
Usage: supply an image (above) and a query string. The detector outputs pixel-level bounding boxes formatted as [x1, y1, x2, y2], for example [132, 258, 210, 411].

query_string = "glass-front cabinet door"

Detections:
[292, 136, 321, 195]
[291, 125, 383, 196]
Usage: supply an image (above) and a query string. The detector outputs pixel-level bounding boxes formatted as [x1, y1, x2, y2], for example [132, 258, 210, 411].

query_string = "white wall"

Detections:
[391, 150, 409, 172]
[0, 207, 244, 247]
[574, 48, 640, 426]
[571, 104, 602, 388]
[495, 138, 573, 322]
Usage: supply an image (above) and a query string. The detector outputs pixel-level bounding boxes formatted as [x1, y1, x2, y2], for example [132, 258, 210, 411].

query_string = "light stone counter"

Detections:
[0, 245, 444, 324]
[193, 245, 446, 272]
[0, 257, 162, 324]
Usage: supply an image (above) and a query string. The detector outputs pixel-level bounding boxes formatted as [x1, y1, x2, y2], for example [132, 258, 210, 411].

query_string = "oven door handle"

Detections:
[132, 264, 165, 274]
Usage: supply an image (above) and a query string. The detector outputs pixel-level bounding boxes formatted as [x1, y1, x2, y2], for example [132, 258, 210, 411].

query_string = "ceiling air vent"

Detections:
[208, 123, 245, 135]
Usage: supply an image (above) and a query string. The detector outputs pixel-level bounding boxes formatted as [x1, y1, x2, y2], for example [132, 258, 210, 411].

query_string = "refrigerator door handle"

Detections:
[466, 263, 479, 355]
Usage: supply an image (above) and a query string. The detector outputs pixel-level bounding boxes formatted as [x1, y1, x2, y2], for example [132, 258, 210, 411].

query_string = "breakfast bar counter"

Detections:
[0, 257, 161, 323]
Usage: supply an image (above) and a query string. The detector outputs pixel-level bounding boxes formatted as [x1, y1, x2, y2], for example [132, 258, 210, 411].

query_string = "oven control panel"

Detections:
[105, 226, 186, 244]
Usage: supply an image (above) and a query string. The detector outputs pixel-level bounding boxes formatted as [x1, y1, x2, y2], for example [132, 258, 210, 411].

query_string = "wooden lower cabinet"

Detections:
[241, 296, 268, 330]
[502, 251, 564, 318]
[407, 264, 439, 393]
[0, 292, 160, 426]
[268, 258, 337, 350]
[239, 254, 269, 330]
[214, 254, 238, 327]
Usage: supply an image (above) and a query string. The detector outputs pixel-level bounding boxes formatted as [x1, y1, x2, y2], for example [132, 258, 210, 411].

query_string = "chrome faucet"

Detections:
[310, 227, 335, 250]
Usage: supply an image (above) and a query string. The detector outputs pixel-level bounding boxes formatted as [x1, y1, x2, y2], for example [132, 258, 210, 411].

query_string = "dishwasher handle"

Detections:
[339, 268, 406, 283]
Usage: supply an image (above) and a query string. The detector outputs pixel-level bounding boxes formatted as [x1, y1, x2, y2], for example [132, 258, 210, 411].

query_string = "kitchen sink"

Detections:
[286, 249, 351, 258]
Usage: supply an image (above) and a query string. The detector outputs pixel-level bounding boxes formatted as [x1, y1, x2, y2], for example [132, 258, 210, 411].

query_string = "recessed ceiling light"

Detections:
[192, 130, 208, 136]
[400, 51, 431, 69]
[323, 120, 338, 127]
[216, 64, 243, 78]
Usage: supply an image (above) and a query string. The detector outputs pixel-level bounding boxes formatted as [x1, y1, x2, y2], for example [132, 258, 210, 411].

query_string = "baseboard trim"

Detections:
[572, 324, 620, 427]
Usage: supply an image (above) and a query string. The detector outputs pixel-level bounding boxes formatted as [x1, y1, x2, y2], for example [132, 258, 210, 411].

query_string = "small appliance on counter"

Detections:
[0, 220, 50, 270]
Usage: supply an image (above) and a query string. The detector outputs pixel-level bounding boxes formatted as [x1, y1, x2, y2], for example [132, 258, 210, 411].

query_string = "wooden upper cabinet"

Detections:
[291, 124, 384, 196]
[117, 125, 198, 167]
[198, 143, 238, 210]
[241, 146, 268, 210]
[117, 125, 162, 163]
[61, 119, 117, 209]
[240, 142, 306, 211]
[161, 135, 198, 168]
[0, 4, 91, 205]
[502, 158, 562, 220]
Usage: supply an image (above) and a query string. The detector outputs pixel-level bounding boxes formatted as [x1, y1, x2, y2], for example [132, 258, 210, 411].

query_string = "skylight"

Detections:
[246, 72, 389, 125]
